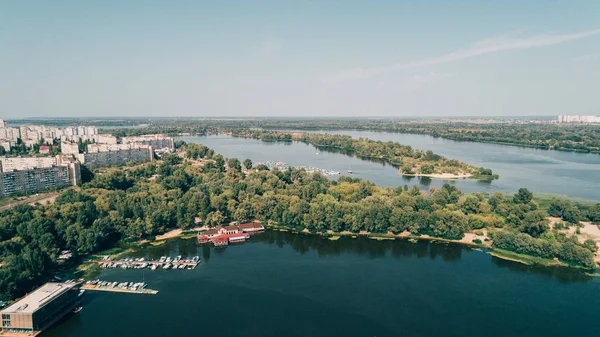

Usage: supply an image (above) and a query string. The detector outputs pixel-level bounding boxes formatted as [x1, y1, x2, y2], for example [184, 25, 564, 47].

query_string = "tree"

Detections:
[243, 158, 253, 170]
[521, 210, 549, 237]
[401, 164, 414, 175]
[587, 204, 600, 224]
[228, 158, 242, 172]
[513, 188, 533, 204]
[582, 239, 598, 253]
[420, 164, 434, 175]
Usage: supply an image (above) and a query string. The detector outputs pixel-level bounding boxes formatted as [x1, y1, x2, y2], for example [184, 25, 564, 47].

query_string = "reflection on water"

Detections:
[133, 230, 592, 284]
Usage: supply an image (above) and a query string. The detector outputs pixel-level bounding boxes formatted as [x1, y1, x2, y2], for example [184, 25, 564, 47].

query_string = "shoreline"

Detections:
[265, 224, 597, 271]
[401, 173, 473, 179]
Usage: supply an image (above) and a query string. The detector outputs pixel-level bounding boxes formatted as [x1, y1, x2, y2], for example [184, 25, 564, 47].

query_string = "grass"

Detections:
[489, 249, 561, 267]
[533, 193, 599, 209]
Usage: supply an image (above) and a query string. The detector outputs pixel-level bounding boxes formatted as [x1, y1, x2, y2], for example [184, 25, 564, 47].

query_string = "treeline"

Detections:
[1, 143, 598, 300]
[14, 117, 600, 154]
[231, 130, 497, 178]
[219, 119, 600, 154]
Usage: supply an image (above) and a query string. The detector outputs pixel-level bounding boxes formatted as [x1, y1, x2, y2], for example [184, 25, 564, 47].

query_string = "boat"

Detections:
[163, 263, 171, 270]
[347, 165, 353, 174]
[150, 264, 157, 271]
[73, 306, 83, 314]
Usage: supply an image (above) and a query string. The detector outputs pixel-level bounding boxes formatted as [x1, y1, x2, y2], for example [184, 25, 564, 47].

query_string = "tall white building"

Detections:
[557, 115, 600, 124]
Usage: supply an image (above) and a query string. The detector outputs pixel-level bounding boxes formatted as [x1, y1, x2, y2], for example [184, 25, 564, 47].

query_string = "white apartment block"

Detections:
[0, 155, 81, 197]
[557, 115, 600, 124]
[121, 134, 175, 152]
[77, 143, 153, 168]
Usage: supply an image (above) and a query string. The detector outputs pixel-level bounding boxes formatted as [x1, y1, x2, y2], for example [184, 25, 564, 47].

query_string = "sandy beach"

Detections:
[154, 226, 207, 241]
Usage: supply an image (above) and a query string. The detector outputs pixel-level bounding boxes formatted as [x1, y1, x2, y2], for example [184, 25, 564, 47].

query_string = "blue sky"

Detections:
[1, 1, 599, 118]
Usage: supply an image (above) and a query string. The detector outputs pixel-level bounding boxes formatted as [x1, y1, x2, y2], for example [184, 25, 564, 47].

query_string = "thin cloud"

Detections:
[322, 29, 600, 83]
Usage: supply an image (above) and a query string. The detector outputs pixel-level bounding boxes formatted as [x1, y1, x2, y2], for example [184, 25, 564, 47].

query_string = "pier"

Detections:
[81, 285, 158, 295]
[81, 280, 158, 295]
[93, 256, 200, 270]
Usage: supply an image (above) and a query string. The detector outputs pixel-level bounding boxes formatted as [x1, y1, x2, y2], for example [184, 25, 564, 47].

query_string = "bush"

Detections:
[472, 239, 483, 245]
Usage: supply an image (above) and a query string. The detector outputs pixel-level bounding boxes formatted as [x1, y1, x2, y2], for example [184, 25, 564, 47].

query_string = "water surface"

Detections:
[44, 232, 600, 337]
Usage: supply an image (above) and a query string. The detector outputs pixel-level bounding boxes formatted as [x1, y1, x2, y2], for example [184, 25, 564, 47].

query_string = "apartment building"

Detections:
[121, 134, 175, 152]
[0, 156, 81, 197]
[77, 143, 153, 168]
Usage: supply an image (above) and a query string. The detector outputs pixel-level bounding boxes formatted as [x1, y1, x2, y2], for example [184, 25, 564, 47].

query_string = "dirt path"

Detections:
[0, 187, 74, 212]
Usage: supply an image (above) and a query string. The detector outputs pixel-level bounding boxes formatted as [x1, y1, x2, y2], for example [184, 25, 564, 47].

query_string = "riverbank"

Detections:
[266, 223, 600, 271]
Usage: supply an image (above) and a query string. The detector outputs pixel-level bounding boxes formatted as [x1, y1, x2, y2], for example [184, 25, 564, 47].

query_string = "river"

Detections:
[176, 133, 600, 201]
[44, 231, 600, 337]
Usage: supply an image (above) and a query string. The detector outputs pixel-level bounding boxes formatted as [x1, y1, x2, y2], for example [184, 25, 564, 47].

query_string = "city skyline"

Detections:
[1, 1, 599, 118]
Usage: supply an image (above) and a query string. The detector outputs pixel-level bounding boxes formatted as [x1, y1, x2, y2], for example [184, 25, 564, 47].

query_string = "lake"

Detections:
[176, 133, 600, 201]
[44, 231, 600, 337]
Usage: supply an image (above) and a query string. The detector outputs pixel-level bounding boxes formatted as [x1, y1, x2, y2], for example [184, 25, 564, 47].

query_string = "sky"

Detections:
[1, 0, 599, 118]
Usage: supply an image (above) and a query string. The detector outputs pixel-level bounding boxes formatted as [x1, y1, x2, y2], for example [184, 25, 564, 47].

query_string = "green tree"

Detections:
[513, 188, 533, 204]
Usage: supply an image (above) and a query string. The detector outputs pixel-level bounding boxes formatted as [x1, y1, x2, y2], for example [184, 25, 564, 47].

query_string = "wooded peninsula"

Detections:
[230, 129, 498, 179]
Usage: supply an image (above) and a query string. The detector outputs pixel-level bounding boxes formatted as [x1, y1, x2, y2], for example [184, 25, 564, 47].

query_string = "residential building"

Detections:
[0, 157, 57, 172]
[95, 134, 117, 144]
[61, 141, 80, 155]
[0, 156, 80, 197]
[0, 141, 12, 152]
[557, 115, 600, 124]
[122, 134, 175, 152]
[77, 143, 153, 168]
[39, 146, 50, 154]
[0, 282, 81, 335]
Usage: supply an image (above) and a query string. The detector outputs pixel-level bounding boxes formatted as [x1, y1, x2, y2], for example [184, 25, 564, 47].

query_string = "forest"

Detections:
[0, 142, 599, 301]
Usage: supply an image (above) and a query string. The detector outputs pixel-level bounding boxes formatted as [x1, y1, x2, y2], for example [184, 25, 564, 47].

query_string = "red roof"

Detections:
[40, 145, 50, 150]
[212, 237, 228, 243]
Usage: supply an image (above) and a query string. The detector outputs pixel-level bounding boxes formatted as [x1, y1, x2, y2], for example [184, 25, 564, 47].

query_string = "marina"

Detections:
[94, 256, 200, 270]
[81, 280, 158, 295]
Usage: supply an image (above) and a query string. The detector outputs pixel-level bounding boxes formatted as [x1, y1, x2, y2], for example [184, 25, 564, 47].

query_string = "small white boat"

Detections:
[163, 263, 171, 270]
[150, 264, 157, 271]
[73, 306, 83, 314]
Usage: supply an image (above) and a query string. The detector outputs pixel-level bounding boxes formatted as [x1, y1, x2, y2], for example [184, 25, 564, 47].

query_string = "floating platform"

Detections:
[81, 285, 158, 295]
[0, 331, 42, 337]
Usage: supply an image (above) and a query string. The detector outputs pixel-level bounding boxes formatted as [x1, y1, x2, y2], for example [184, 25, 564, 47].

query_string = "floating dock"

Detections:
[81, 285, 158, 295]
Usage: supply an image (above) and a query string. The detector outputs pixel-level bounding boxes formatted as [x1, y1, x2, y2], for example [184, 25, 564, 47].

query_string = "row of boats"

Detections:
[98, 255, 200, 271]
[84, 280, 148, 291]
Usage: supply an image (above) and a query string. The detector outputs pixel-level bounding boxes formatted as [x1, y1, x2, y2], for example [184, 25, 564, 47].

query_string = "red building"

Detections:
[39, 145, 51, 154]
[197, 222, 262, 246]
